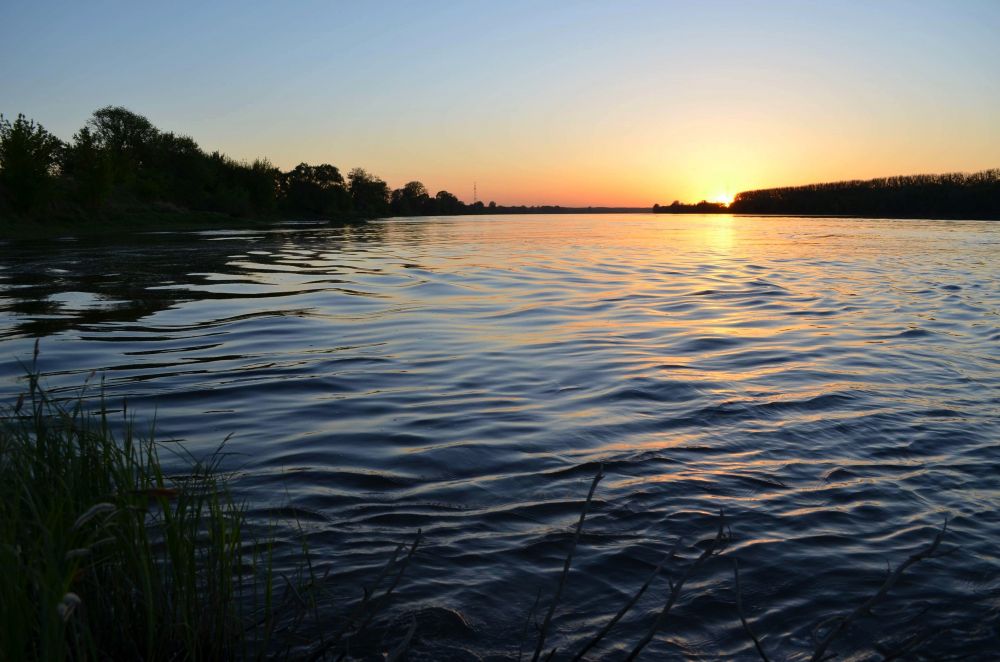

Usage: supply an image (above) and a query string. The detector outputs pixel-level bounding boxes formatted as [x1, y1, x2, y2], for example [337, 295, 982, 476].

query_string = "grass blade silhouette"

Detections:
[624, 511, 728, 661]
[531, 464, 604, 662]
[569, 538, 681, 661]
[733, 559, 770, 662]
[810, 520, 948, 662]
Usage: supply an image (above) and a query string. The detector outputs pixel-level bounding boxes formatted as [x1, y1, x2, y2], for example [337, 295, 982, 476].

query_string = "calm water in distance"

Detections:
[2, 214, 999, 659]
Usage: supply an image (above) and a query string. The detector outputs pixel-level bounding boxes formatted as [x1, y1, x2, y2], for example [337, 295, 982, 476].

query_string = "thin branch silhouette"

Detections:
[531, 464, 604, 662]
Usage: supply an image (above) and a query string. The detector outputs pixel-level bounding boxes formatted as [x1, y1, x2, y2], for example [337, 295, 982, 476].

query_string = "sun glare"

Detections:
[710, 193, 735, 206]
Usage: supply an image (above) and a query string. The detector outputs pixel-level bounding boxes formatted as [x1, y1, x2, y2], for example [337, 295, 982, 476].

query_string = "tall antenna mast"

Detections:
[473, 181, 477, 203]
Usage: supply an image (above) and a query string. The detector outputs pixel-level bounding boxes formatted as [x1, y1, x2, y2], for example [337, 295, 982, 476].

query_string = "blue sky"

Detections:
[3, 1, 998, 204]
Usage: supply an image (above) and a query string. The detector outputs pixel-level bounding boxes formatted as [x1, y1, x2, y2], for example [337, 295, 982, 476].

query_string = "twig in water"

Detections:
[307, 531, 421, 662]
[810, 519, 949, 662]
[531, 464, 605, 662]
[519, 587, 543, 662]
[624, 510, 729, 661]
[876, 626, 942, 662]
[324, 542, 403, 649]
[733, 559, 770, 662]
[385, 617, 417, 662]
[569, 538, 682, 662]
[352, 530, 423, 640]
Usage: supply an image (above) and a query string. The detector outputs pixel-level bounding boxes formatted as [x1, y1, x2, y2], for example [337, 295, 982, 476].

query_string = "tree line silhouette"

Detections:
[654, 171, 1000, 220]
[653, 200, 730, 214]
[2, 107, 585, 225]
[725, 171, 1000, 219]
[6, 108, 997, 225]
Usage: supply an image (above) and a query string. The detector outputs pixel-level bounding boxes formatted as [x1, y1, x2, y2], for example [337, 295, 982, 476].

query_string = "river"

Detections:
[2, 214, 998, 659]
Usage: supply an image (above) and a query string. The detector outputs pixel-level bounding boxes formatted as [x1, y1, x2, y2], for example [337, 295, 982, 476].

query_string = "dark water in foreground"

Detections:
[2, 214, 999, 659]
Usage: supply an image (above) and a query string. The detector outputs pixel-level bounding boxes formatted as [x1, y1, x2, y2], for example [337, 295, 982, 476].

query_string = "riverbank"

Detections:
[0, 359, 277, 659]
[0, 207, 365, 242]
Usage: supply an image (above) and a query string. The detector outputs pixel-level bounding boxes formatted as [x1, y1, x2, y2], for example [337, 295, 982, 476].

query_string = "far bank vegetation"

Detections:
[0, 108, 493, 230]
[654, 170, 1000, 219]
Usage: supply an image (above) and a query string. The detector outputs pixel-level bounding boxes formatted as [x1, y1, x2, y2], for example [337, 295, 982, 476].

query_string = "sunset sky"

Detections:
[3, 1, 998, 206]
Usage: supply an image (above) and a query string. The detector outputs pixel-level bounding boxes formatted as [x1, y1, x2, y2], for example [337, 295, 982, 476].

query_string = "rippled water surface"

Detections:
[2, 215, 999, 659]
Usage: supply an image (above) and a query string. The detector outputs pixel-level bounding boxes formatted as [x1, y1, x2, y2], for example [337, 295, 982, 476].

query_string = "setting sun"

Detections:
[709, 193, 735, 206]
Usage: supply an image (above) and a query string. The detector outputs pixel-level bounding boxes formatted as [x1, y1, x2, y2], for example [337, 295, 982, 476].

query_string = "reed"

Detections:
[532, 468, 951, 661]
[0, 350, 280, 661]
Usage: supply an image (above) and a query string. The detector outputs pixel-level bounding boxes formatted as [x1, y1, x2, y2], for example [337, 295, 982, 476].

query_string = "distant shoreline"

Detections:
[6, 207, 1000, 242]
[654, 211, 1000, 221]
[0, 208, 365, 242]
[656, 169, 1000, 220]
[4, 109, 997, 238]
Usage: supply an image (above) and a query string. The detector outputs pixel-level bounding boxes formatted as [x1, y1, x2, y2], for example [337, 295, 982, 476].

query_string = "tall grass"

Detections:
[0, 352, 279, 661]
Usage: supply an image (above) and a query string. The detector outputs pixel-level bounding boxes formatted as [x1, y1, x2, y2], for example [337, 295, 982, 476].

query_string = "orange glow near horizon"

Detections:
[7, 4, 998, 209]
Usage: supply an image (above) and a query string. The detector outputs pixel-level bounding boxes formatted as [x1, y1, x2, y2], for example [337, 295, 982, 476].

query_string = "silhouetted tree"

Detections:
[390, 180, 432, 215]
[0, 113, 64, 212]
[87, 106, 158, 184]
[61, 126, 113, 211]
[434, 190, 463, 215]
[0, 107, 288, 221]
[243, 158, 279, 213]
[140, 131, 206, 204]
[348, 168, 390, 217]
[650, 199, 728, 214]
[728, 170, 1000, 219]
[279, 163, 349, 217]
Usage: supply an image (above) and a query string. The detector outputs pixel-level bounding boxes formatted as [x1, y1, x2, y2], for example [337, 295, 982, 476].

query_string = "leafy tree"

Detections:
[390, 180, 431, 215]
[401, 180, 427, 198]
[61, 126, 113, 211]
[0, 104, 497, 223]
[244, 158, 279, 213]
[310, 164, 345, 188]
[140, 132, 212, 205]
[0, 113, 64, 212]
[279, 163, 349, 216]
[729, 170, 1000, 218]
[87, 106, 158, 183]
[208, 154, 278, 217]
[348, 168, 390, 217]
[434, 190, 463, 214]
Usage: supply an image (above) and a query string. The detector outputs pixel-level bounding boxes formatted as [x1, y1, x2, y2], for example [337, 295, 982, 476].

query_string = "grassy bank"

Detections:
[0, 353, 426, 661]
[0, 355, 282, 660]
